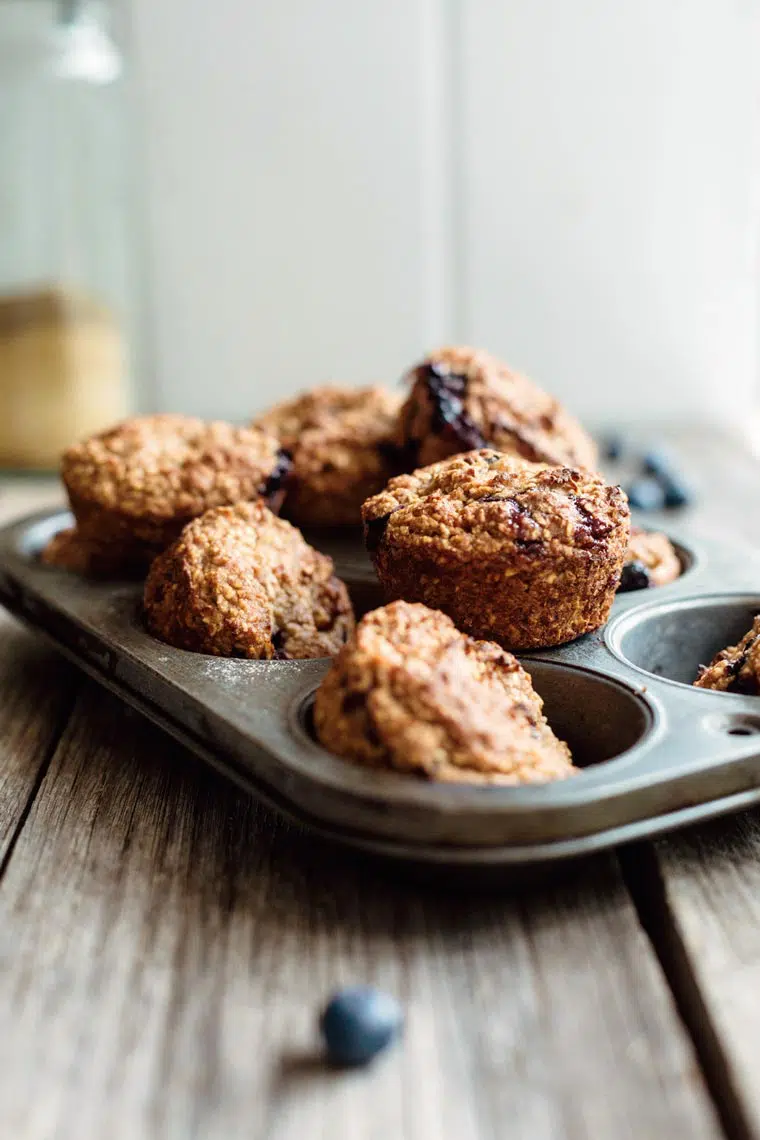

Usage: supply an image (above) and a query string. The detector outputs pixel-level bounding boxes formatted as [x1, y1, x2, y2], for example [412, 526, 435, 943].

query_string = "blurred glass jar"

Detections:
[0, 0, 135, 468]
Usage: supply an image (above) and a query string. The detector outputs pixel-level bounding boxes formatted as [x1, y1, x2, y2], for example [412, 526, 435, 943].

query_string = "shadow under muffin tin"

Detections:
[1, 509, 760, 877]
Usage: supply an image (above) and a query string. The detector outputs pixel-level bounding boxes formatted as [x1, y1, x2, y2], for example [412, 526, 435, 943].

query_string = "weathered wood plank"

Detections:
[611, 427, 760, 1138]
[626, 817, 760, 1140]
[0, 482, 76, 865]
[0, 614, 77, 866]
[0, 682, 720, 1140]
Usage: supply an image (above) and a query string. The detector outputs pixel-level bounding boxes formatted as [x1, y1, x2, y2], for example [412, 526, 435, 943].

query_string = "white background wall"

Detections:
[131, 0, 760, 427]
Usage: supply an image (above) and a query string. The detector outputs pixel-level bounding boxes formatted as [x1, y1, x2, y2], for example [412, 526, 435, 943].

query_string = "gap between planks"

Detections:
[620, 842, 755, 1140]
[0, 613, 79, 871]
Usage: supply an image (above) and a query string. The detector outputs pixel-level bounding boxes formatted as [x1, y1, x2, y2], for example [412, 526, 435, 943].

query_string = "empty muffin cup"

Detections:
[607, 593, 760, 691]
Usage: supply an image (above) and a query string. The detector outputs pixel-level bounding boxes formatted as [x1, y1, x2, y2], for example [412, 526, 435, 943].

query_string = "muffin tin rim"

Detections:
[288, 660, 664, 793]
[605, 590, 760, 697]
[5, 507, 760, 862]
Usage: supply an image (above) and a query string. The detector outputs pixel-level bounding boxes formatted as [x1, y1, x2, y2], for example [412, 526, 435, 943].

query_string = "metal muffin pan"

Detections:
[2, 508, 760, 872]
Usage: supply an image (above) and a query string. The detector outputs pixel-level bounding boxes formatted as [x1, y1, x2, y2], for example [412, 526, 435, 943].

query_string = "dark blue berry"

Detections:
[364, 512, 392, 553]
[618, 560, 652, 592]
[641, 447, 677, 481]
[423, 363, 486, 451]
[625, 478, 666, 512]
[638, 447, 693, 509]
[261, 447, 292, 506]
[602, 434, 624, 462]
[320, 987, 403, 1067]
[662, 477, 693, 510]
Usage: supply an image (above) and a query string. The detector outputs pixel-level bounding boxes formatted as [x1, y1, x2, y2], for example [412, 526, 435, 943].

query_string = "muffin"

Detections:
[144, 500, 354, 659]
[314, 601, 575, 784]
[694, 616, 760, 695]
[362, 450, 630, 650]
[253, 385, 402, 527]
[40, 527, 148, 579]
[44, 413, 288, 575]
[618, 526, 682, 592]
[395, 345, 597, 471]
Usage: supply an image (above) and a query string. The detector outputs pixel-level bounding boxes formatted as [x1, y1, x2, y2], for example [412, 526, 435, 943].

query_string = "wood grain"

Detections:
[0, 681, 720, 1140]
[625, 818, 760, 1140]
[607, 426, 760, 1138]
[0, 482, 75, 864]
[0, 614, 77, 866]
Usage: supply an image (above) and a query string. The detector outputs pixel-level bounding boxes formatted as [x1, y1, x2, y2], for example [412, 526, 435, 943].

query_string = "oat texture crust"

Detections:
[144, 500, 354, 659]
[395, 345, 597, 471]
[362, 450, 630, 650]
[254, 385, 402, 527]
[45, 414, 288, 574]
[695, 615, 760, 695]
[314, 600, 575, 784]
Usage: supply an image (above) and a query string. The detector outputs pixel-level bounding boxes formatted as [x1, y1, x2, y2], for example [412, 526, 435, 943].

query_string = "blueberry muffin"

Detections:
[395, 345, 597, 471]
[618, 527, 681, 593]
[694, 616, 760, 695]
[40, 527, 148, 579]
[44, 414, 288, 575]
[144, 500, 354, 659]
[254, 386, 403, 527]
[314, 601, 575, 784]
[362, 450, 629, 650]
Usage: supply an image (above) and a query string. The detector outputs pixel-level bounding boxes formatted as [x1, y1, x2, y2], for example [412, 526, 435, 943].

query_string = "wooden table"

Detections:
[2, 433, 760, 1140]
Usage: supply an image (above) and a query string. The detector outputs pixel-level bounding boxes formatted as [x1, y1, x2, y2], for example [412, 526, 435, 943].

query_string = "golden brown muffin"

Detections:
[41, 527, 147, 579]
[395, 345, 597, 471]
[253, 385, 403, 527]
[618, 526, 682, 592]
[314, 601, 575, 784]
[694, 616, 760, 695]
[362, 450, 629, 650]
[47, 413, 289, 574]
[144, 500, 354, 659]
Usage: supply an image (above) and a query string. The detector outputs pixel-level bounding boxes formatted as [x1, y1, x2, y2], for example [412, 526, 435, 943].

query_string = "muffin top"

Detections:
[255, 385, 400, 448]
[143, 500, 354, 659]
[313, 600, 575, 784]
[253, 385, 402, 525]
[362, 450, 629, 564]
[62, 414, 285, 523]
[395, 345, 597, 471]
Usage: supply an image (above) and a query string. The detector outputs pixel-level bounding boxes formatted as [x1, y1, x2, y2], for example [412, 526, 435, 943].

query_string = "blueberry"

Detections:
[618, 560, 652, 592]
[662, 477, 693, 510]
[320, 986, 403, 1067]
[639, 447, 693, 509]
[624, 478, 666, 512]
[261, 447, 292, 506]
[364, 512, 392, 553]
[641, 447, 676, 481]
[602, 434, 624, 462]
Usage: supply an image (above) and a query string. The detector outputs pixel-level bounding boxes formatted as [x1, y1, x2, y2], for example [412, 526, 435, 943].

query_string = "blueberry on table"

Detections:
[618, 560, 652, 593]
[624, 478, 666, 512]
[639, 447, 694, 509]
[320, 986, 403, 1067]
[641, 447, 677, 481]
[602, 434, 624, 462]
[662, 477, 693, 510]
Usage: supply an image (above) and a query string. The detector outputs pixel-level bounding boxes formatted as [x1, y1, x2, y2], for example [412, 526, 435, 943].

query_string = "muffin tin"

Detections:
[2, 508, 760, 874]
